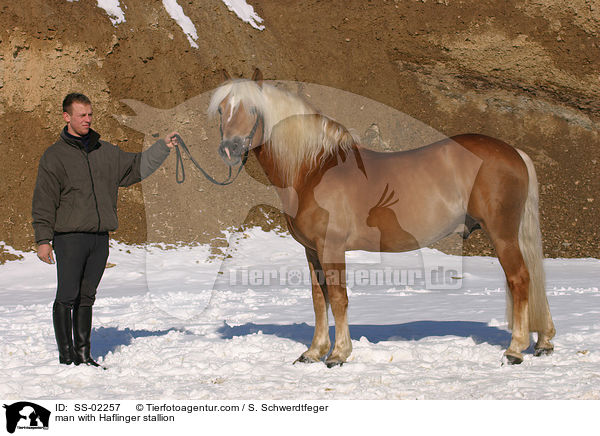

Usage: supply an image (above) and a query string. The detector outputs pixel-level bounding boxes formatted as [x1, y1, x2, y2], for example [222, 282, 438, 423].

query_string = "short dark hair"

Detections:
[62, 93, 92, 114]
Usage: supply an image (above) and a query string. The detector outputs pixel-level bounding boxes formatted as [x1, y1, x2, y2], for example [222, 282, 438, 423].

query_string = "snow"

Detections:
[96, 0, 126, 25]
[161, 0, 199, 48]
[1, 227, 599, 402]
[68, 1, 264, 38]
[221, 0, 265, 30]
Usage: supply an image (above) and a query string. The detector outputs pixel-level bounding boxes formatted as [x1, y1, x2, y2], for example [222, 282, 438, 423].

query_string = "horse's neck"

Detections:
[252, 146, 306, 218]
[252, 146, 286, 188]
[253, 85, 322, 189]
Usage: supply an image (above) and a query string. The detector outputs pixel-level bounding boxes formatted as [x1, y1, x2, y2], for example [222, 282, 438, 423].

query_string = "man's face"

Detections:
[63, 102, 93, 137]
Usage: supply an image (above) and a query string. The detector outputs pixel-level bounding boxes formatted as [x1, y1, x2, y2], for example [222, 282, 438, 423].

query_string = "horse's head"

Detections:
[209, 68, 265, 167]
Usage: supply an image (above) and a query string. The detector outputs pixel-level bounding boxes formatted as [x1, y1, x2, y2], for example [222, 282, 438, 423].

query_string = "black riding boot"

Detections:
[73, 305, 102, 368]
[52, 302, 74, 365]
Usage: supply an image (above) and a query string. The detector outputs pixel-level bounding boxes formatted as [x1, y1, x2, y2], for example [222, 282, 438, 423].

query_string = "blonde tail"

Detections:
[511, 149, 554, 335]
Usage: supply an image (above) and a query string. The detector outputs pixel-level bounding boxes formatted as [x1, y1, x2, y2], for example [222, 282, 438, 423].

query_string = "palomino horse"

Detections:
[209, 69, 555, 366]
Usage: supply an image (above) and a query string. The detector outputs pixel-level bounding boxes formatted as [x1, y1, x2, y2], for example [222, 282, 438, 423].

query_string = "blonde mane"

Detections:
[268, 114, 358, 184]
[209, 80, 358, 183]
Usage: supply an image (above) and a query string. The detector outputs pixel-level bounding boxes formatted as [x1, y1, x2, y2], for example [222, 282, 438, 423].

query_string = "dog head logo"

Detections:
[3, 402, 50, 434]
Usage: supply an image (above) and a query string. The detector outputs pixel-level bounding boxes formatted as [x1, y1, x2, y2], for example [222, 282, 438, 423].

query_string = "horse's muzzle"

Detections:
[218, 138, 245, 166]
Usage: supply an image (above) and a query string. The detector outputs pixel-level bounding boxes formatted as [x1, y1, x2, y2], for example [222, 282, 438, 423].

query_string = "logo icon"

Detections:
[3, 402, 50, 434]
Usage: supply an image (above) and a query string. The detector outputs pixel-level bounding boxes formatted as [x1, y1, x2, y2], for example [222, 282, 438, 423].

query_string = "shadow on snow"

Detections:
[91, 326, 181, 359]
[90, 321, 529, 360]
[218, 320, 514, 349]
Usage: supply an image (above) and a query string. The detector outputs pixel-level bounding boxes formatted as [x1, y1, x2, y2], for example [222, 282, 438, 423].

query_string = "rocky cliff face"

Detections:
[1, 0, 598, 261]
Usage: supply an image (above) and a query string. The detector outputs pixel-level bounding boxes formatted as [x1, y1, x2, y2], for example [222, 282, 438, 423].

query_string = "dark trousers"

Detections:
[53, 232, 109, 308]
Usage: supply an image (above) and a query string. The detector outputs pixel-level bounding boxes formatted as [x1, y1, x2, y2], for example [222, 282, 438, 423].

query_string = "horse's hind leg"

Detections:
[294, 247, 331, 364]
[534, 330, 555, 356]
[495, 237, 531, 364]
[532, 295, 555, 356]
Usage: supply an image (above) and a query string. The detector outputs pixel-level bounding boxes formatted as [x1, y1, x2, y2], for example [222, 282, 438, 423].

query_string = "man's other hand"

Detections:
[37, 243, 55, 264]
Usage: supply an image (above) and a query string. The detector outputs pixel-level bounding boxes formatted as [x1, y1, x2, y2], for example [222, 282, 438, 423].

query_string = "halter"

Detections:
[242, 109, 263, 151]
[174, 112, 263, 185]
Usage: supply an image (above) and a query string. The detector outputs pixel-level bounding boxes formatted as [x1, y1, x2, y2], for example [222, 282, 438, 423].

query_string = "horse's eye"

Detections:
[218, 107, 222, 115]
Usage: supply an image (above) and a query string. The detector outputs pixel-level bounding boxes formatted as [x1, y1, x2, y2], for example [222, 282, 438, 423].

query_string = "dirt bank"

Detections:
[1, 0, 598, 262]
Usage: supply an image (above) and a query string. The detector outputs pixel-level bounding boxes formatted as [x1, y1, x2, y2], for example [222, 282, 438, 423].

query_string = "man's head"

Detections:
[62, 93, 92, 137]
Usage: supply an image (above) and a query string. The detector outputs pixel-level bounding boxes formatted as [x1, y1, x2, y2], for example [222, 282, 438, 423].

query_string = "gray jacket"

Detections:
[32, 128, 170, 244]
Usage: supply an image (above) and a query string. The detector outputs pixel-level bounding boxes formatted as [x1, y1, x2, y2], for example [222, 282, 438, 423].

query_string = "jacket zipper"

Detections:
[82, 150, 102, 231]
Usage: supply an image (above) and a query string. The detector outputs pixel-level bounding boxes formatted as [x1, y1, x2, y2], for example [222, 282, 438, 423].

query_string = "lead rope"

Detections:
[173, 134, 244, 185]
[172, 112, 261, 185]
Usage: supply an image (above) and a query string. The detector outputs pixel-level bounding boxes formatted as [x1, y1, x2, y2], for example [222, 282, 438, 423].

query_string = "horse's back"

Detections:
[448, 134, 527, 167]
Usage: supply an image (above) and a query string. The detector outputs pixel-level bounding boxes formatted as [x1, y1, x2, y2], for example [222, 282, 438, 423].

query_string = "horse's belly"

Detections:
[346, 227, 420, 252]
[347, 213, 465, 253]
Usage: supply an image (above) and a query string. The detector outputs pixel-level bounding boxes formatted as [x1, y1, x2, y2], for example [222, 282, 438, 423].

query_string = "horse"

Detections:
[208, 68, 556, 366]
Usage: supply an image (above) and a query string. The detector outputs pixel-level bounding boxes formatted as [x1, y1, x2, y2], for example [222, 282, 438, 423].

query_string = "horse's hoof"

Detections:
[503, 354, 523, 365]
[325, 360, 344, 368]
[534, 347, 554, 357]
[293, 354, 318, 365]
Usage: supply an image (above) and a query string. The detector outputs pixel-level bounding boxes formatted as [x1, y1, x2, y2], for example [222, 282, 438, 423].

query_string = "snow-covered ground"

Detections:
[1, 227, 599, 401]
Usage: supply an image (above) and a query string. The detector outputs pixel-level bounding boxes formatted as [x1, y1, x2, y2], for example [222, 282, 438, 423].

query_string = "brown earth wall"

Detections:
[0, 0, 598, 262]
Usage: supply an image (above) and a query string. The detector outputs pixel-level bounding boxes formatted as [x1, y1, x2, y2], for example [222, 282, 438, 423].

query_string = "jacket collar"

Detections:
[60, 126, 101, 152]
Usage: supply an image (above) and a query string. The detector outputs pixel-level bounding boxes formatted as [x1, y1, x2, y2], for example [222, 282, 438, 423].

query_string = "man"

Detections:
[32, 93, 178, 368]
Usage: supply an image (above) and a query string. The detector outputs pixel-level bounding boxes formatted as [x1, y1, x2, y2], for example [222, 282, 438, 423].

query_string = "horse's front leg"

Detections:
[294, 247, 331, 364]
[320, 257, 351, 368]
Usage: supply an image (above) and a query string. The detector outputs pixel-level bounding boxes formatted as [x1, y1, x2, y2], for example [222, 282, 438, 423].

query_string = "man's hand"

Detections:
[165, 131, 180, 149]
[37, 243, 55, 264]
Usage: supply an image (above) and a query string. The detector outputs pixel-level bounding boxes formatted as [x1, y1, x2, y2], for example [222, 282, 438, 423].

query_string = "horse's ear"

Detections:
[221, 69, 232, 81]
[252, 68, 263, 86]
